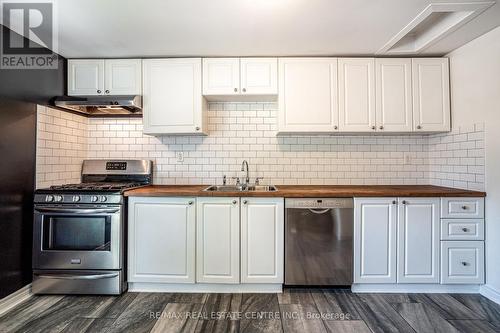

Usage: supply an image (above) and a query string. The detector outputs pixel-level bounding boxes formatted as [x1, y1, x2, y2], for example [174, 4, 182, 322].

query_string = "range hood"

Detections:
[53, 95, 142, 116]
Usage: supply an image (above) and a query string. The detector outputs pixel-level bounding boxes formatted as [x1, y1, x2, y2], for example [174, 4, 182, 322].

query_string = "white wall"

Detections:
[447, 26, 500, 299]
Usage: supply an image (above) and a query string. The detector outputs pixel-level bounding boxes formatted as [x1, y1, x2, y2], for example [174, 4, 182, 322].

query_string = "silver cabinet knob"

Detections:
[417, 125, 422, 130]
[243, 200, 248, 204]
[461, 261, 469, 266]
[462, 227, 469, 232]
[97, 89, 101, 94]
[242, 88, 246, 92]
[232, 200, 237, 205]
[379, 126, 384, 130]
[234, 88, 238, 92]
[462, 205, 468, 210]
[392, 200, 397, 205]
[188, 201, 194, 205]
[371, 126, 376, 130]
[402, 200, 407, 205]
[195, 127, 200, 131]
[105, 90, 110, 94]
[334, 125, 338, 130]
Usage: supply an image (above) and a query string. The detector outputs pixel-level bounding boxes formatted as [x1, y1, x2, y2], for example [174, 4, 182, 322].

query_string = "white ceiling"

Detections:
[12, 0, 500, 57]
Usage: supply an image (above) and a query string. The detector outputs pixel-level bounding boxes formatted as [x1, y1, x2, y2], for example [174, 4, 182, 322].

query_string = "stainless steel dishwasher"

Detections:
[285, 198, 354, 286]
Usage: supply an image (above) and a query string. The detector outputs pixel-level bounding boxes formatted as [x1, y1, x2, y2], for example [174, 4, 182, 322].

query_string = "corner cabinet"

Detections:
[142, 58, 207, 135]
[241, 198, 284, 283]
[354, 198, 398, 283]
[196, 197, 240, 284]
[68, 59, 141, 96]
[412, 58, 450, 132]
[128, 197, 196, 284]
[278, 58, 339, 133]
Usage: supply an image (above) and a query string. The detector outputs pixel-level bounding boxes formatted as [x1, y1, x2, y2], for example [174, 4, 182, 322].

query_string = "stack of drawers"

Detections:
[440, 197, 485, 284]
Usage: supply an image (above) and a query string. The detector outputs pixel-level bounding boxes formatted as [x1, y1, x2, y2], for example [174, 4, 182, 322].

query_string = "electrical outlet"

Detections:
[404, 152, 411, 165]
[176, 152, 184, 163]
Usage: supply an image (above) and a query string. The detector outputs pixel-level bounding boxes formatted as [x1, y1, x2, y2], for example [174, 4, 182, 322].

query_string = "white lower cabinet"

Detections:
[128, 197, 196, 283]
[441, 241, 484, 284]
[354, 198, 398, 283]
[196, 197, 240, 284]
[397, 198, 440, 283]
[241, 198, 284, 283]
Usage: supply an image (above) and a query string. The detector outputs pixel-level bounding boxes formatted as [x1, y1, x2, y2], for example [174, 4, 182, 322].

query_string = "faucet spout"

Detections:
[241, 160, 249, 185]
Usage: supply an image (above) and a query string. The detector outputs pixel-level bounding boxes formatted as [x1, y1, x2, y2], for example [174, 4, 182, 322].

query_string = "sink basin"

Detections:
[203, 185, 278, 192]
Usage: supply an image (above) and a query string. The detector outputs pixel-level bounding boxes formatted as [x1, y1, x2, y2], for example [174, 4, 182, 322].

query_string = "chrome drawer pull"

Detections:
[34, 273, 118, 280]
[462, 227, 469, 232]
[461, 261, 469, 266]
[462, 205, 469, 210]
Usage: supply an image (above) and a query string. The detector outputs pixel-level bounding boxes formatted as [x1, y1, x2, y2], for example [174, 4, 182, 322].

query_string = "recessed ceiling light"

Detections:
[377, 1, 495, 55]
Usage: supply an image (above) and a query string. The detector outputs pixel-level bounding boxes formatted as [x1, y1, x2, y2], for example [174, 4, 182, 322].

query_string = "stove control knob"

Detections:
[45, 195, 54, 202]
[100, 196, 107, 202]
[54, 195, 63, 202]
[72, 195, 81, 202]
[90, 195, 99, 202]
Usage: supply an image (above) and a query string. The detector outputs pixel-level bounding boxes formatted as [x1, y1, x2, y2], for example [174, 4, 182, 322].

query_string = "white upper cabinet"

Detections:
[240, 58, 278, 95]
[202, 58, 240, 95]
[397, 198, 440, 283]
[68, 59, 141, 96]
[338, 58, 376, 132]
[127, 197, 196, 284]
[142, 58, 206, 135]
[241, 198, 284, 284]
[104, 59, 142, 95]
[354, 198, 398, 283]
[196, 197, 240, 284]
[68, 60, 104, 96]
[412, 58, 450, 132]
[375, 59, 413, 132]
[278, 58, 339, 133]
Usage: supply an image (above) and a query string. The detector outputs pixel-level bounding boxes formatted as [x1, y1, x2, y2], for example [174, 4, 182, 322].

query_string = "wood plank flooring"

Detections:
[1, 289, 499, 333]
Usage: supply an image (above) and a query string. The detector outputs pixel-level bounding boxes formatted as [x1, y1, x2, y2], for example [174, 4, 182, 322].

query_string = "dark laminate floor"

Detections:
[1, 289, 499, 333]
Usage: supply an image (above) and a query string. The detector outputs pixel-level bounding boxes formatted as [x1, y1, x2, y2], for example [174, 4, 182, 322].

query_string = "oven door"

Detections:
[33, 205, 122, 270]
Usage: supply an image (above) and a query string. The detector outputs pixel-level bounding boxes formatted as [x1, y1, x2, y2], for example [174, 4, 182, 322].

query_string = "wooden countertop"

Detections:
[124, 185, 486, 198]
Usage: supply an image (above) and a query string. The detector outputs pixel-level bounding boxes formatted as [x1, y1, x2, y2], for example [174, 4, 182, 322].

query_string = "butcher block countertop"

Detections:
[124, 185, 486, 198]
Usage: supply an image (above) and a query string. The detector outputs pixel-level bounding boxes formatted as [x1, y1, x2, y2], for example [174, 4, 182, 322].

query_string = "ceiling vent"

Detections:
[377, 1, 495, 55]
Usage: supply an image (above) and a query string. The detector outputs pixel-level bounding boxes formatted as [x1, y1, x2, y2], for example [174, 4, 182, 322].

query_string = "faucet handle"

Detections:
[255, 177, 264, 185]
[231, 177, 241, 185]
[222, 175, 227, 185]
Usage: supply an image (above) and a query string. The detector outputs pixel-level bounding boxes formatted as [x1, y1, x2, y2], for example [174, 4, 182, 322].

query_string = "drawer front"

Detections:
[441, 241, 484, 284]
[441, 198, 484, 219]
[441, 219, 484, 241]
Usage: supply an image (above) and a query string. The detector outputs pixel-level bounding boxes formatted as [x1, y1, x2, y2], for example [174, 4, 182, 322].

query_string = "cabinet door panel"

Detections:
[196, 198, 240, 283]
[339, 58, 376, 132]
[241, 198, 284, 283]
[354, 198, 397, 283]
[68, 60, 104, 96]
[441, 241, 484, 284]
[143, 58, 204, 135]
[397, 198, 440, 283]
[375, 59, 412, 132]
[202, 58, 240, 95]
[412, 58, 450, 132]
[128, 197, 195, 283]
[278, 58, 338, 133]
[240, 58, 277, 95]
[105, 59, 141, 95]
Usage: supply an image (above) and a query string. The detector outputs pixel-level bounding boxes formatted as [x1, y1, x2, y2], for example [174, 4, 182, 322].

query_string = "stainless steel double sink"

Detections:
[203, 185, 278, 192]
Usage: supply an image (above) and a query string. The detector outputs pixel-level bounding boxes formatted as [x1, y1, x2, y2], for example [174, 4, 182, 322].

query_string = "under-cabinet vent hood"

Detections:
[53, 95, 142, 116]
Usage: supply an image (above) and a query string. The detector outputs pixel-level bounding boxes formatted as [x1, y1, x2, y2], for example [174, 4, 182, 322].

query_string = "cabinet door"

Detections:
[68, 59, 104, 96]
[397, 198, 440, 283]
[412, 58, 450, 132]
[240, 58, 277, 95]
[104, 59, 142, 95]
[128, 197, 196, 283]
[354, 198, 397, 283]
[375, 59, 413, 132]
[338, 58, 376, 132]
[278, 58, 339, 133]
[441, 241, 484, 284]
[196, 197, 240, 284]
[143, 58, 205, 135]
[241, 198, 284, 283]
[202, 58, 240, 95]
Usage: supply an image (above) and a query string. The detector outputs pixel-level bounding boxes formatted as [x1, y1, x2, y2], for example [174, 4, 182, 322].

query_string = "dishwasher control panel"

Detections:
[285, 198, 353, 209]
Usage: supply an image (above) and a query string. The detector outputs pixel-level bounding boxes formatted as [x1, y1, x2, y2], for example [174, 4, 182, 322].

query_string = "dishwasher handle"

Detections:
[307, 208, 331, 214]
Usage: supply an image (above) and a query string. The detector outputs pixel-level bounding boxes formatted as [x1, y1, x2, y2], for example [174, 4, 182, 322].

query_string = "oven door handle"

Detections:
[33, 272, 119, 280]
[34, 207, 120, 214]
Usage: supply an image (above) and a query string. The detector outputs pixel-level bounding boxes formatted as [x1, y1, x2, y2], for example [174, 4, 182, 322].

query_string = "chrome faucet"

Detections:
[241, 160, 250, 185]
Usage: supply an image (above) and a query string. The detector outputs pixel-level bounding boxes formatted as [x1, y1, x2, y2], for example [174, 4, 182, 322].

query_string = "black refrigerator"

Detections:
[0, 98, 37, 298]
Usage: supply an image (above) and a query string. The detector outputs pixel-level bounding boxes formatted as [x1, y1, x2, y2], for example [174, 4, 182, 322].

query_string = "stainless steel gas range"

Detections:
[32, 160, 152, 295]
